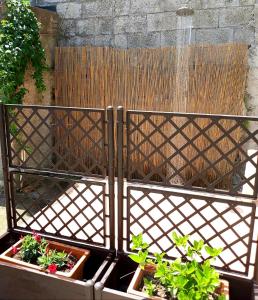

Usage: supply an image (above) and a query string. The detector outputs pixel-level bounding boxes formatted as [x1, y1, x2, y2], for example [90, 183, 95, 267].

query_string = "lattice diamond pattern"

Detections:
[12, 172, 106, 246]
[127, 112, 258, 197]
[6, 105, 106, 177]
[127, 187, 256, 276]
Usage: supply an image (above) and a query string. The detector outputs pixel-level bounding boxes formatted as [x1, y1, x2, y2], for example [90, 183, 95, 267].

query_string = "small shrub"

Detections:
[19, 232, 47, 263]
[129, 232, 226, 300]
[37, 249, 69, 270]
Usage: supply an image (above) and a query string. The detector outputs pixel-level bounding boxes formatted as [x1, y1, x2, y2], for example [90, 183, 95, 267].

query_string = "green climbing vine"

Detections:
[0, 0, 47, 104]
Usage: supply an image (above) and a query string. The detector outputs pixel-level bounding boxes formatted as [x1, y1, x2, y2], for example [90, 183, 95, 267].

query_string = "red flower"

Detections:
[48, 264, 57, 274]
[12, 246, 18, 255]
[67, 262, 74, 270]
[33, 231, 41, 243]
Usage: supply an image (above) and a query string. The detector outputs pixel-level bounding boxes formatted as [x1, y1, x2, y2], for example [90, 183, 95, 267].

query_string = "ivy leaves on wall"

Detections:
[0, 0, 47, 104]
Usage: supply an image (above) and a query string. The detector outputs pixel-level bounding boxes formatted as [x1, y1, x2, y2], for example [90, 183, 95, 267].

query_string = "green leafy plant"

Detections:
[37, 249, 69, 270]
[19, 232, 47, 263]
[0, 0, 47, 104]
[128, 234, 149, 267]
[12, 232, 77, 274]
[129, 232, 226, 300]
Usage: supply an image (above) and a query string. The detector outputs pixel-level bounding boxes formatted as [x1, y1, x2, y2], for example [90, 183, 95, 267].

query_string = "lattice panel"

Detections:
[126, 186, 256, 277]
[10, 172, 109, 247]
[6, 105, 106, 177]
[126, 111, 258, 197]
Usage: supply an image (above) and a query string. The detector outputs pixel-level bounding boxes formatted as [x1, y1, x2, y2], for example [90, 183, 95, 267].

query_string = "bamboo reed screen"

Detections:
[55, 44, 249, 188]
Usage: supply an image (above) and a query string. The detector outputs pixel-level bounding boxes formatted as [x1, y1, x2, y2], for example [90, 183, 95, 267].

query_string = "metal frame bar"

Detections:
[0, 104, 115, 251]
[10, 170, 109, 247]
[124, 185, 256, 277]
[117, 106, 124, 252]
[0, 103, 13, 230]
[107, 107, 115, 250]
[126, 109, 258, 198]
[5, 104, 107, 177]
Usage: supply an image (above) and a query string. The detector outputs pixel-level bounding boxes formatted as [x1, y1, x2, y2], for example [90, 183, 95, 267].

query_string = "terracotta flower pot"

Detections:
[127, 265, 229, 300]
[0, 238, 90, 280]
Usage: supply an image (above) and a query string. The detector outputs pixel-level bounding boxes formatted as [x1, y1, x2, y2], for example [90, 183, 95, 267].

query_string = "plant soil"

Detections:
[140, 274, 224, 300]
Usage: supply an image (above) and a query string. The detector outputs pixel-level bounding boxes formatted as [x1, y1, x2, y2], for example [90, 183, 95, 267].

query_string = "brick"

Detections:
[127, 32, 160, 48]
[147, 12, 177, 32]
[56, 3, 81, 19]
[160, 30, 177, 46]
[161, 29, 196, 46]
[224, 0, 240, 6]
[66, 35, 95, 46]
[60, 19, 76, 37]
[97, 0, 114, 17]
[201, 0, 225, 8]
[130, 0, 161, 14]
[114, 0, 130, 15]
[162, 0, 202, 11]
[219, 7, 254, 26]
[95, 34, 114, 46]
[114, 34, 128, 48]
[127, 15, 147, 33]
[239, 0, 255, 4]
[96, 17, 114, 34]
[195, 28, 234, 43]
[114, 16, 128, 34]
[193, 9, 219, 28]
[81, 1, 99, 17]
[114, 15, 147, 34]
[76, 19, 96, 36]
[82, 0, 113, 18]
[234, 26, 255, 44]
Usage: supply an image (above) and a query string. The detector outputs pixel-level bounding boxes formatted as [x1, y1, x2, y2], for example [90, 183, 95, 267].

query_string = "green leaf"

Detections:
[154, 252, 165, 263]
[128, 254, 142, 264]
[131, 234, 148, 250]
[205, 246, 223, 257]
[217, 295, 226, 300]
[143, 278, 155, 296]
[172, 232, 189, 248]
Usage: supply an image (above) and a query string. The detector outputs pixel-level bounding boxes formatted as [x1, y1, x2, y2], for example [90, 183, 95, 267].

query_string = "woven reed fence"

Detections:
[55, 44, 248, 188]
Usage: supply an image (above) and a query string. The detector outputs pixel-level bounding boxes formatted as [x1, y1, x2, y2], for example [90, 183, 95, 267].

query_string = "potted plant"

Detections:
[0, 231, 90, 279]
[127, 232, 229, 300]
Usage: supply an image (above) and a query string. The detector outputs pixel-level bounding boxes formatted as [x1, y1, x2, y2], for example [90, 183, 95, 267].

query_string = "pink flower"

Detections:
[33, 231, 41, 243]
[12, 246, 18, 255]
[48, 264, 57, 274]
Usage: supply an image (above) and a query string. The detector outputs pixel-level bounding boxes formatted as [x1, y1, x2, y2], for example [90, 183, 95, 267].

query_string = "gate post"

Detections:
[107, 107, 115, 250]
[0, 103, 12, 230]
[117, 106, 124, 252]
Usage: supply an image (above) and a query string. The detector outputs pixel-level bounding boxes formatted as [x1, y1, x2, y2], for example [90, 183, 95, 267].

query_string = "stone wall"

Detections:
[34, 0, 258, 126]
[33, 0, 256, 48]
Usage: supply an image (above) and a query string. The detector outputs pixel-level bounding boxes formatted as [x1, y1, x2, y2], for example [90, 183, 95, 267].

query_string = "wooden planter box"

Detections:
[127, 266, 230, 300]
[0, 238, 90, 279]
[94, 254, 254, 300]
[0, 232, 114, 300]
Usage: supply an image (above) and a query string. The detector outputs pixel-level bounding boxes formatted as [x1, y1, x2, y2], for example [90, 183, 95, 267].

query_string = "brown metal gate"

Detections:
[117, 107, 258, 279]
[1, 103, 258, 280]
[0, 103, 115, 250]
